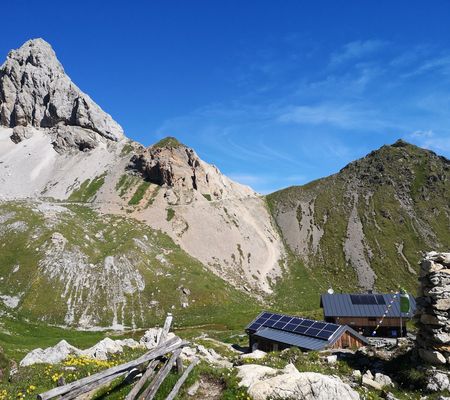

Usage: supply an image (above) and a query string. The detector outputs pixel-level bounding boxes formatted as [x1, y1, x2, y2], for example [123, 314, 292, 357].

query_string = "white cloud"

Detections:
[278, 103, 375, 129]
[408, 130, 434, 139]
[330, 40, 386, 66]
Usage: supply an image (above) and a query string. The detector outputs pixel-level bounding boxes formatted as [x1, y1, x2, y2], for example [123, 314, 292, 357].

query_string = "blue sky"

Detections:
[2, 1, 450, 193]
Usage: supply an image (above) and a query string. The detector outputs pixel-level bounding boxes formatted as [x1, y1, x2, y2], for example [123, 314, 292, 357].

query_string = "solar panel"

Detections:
[247, 312, 342, 342]
[248, 323, 261, 330]
[293, 325, 308, 334]
[375, 295, 386, 305]
[312, 321, 327, 330]
[305, 327, 322, 336]
[350, 294, 379, 305]
[274, 321, 287, 329]
[264, 320, 278, 328]
[300, 320, 314, 327]
[284, 323, 297, 331]
[316, 330, 334, 340]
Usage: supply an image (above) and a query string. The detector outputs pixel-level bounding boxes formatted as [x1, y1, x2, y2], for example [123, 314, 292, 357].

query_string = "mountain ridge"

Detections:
[268, 138, 450, 293]
[0, 39, 285, 329]
[1, 38, 448, 329]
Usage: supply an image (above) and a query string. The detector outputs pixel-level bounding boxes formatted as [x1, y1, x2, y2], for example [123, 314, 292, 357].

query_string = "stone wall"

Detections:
[416, 252, 450, 365]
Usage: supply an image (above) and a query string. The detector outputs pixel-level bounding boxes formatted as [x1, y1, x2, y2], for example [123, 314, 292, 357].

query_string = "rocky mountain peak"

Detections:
[152, 136, 185, 149]
[0, 38, 123, 141]
[129, 137, 205, 189]
[128, 136, 254, 200]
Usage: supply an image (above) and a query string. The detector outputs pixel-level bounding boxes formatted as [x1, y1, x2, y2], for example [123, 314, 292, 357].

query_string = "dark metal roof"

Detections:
[320, 293, 416, 318]
[253, 327, 329, 350]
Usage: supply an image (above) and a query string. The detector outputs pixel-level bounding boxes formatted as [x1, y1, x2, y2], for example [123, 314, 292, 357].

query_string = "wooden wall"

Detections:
[329, 331, 366, 349]
[332, 316, 401, 328]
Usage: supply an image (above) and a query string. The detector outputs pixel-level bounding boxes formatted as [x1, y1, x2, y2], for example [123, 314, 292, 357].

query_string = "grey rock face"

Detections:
[416, 252, 450, 365]
[9, 125, 34, 143]
[0, 38, 123, 141]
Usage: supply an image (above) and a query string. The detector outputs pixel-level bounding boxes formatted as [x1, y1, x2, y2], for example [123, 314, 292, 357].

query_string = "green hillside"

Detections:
[0, 201, 259, 330]
[267, 140, 450, 295]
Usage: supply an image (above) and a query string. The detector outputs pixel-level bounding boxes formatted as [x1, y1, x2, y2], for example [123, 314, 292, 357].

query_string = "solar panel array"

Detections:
[247, 312, 340, 341]
[350, 294, 386, 305]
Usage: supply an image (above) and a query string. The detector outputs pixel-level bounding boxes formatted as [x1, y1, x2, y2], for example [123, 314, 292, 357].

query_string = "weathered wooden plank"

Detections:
[125, 313, 173, 400]
[176, 356, 184, 374]
[165, 358, 199, 400]
[140, 348, 183, 400]
[60, 371, 127, 400]
[159, 313, 173, 345]
[124, 359, 159, 400]
[37, 337, 186, 400]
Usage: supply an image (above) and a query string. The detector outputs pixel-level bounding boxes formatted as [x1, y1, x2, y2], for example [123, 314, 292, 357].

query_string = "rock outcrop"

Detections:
[19, 327, 169, 367]
[0, 39, 123, 141]
[416, 251, 450, 365]
[237, 363, 360, 400]
[128, 137, 254, 202]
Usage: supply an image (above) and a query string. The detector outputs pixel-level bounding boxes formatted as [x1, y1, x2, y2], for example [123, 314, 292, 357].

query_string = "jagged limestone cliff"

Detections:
[0, 39, 285, 327]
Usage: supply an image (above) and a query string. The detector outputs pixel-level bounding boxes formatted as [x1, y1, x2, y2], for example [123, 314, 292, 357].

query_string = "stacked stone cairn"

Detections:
[416, 252, 450, 365]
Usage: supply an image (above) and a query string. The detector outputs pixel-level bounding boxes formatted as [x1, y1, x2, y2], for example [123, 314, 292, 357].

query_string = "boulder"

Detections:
[180, 344, 232, 368]
[362, 370, 374, 380]
[427, 371, 450, 392]
[20, 336, 144, 366]
[326, 355, 337, 364]
[352, 370, 362, 379]
[139, 328, 176, 349]
[374, 372, 394, 388]
[435, 298, 450, 311]
[20, 340, 82, 366]
[362, 376, 383, 391]
[51, 125, 99, 153]
[238, 363, 359, 400]
[421, 260, 444, 276]
[83, 338, 141, 360]
[419, 349, 447, 365]
[9, 126, 34, 143]
[236, 364, 279, 388]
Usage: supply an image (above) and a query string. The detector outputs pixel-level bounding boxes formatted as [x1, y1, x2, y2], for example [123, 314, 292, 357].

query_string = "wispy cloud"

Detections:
[403, 54, 450, 78]
[153, 37, 450, 193]
[330, 40, 386, 66]
[406, 130, 450, 154]
[278, 104, 360, 128]
[408, 130, 434, 139]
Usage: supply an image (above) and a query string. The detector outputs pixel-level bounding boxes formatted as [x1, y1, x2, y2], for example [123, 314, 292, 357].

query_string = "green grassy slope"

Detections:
[267, 140, 450, 296]
[0, 201, 259, 331]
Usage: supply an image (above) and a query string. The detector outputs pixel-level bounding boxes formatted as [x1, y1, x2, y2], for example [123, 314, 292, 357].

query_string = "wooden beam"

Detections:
[165, 358, 199, 400]
[176, 357, 184, 374]
[140, 348, 183, 400]
[60, 371, 127, 400]
[125, 313, 174, 400]
[124, 359, 159, 400]
[37, 337, 186, 400]
[159, 313, 173, 345]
